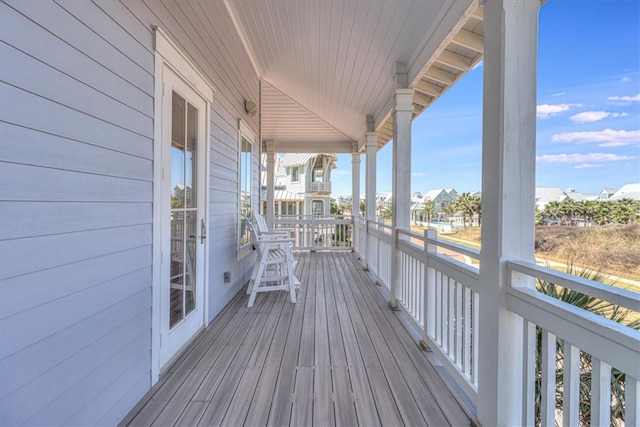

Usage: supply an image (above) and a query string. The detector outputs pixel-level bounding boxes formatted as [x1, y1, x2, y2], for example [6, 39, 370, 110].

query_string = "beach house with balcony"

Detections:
[261, 153, 336, 218]
[2, 1, 638, 426]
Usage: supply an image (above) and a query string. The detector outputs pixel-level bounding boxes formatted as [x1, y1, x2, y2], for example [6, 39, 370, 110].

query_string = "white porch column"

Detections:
[365, 116, 377, 269]
[264, 140, 276, 228]
[478, 1, 539, 426]
[351, 152, 361, 251]
[390, 64, 413, 308]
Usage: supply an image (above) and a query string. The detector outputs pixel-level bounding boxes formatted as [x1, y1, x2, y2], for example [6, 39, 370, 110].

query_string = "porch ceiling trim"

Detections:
[261, 81, 357, 147]
[375, 1, 485, 146]
[225, 0, 483, 152]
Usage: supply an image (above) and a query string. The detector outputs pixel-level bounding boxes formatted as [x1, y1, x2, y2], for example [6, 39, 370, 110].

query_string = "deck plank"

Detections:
[122, 251, 473, 427]
[343, 252, 472, 427]
[314, 253, 334, 426]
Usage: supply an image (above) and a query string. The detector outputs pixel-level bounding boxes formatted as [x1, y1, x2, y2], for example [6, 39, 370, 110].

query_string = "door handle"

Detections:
[201, 218, 207, 243]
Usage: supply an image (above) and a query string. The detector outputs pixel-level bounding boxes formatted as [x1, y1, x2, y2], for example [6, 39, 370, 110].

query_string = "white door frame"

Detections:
[152, 28, 214, 383]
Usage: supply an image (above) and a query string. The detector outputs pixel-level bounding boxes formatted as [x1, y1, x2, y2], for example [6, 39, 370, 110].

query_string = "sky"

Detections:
[330, 0, 640, 197]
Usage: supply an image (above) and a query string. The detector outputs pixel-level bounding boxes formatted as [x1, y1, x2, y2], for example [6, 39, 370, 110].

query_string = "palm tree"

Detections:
[535, 265, 639, 426]
[544, 200, 563, 224]
[359, 199, 366, 216]
[443, 202, 457, 225]
[379, 206, 392, 222]
[595, 201, 613, 226]
[454, 193, 476, 229]
[612, 198, 639, 224]
[421, 200, 435, 229]
[581, 200, 599, 226]
[471, 195, 482, 226]
[534, 205, 546, 226]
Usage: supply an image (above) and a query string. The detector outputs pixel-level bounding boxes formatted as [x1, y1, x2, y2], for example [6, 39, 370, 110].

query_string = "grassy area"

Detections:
[433, 224, 640, 286]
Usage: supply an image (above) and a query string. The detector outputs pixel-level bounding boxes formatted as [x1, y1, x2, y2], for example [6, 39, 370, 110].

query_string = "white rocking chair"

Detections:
[246, 219, 299, 307]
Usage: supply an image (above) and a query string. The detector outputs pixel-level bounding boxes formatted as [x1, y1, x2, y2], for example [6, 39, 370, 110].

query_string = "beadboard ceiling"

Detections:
[224, 0, 484, 151]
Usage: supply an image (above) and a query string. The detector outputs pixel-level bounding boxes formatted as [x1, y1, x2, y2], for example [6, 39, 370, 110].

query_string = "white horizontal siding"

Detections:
[0, 0, 260, 425]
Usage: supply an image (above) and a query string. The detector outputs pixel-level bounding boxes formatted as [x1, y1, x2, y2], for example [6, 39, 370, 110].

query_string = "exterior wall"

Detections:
[0, 0, 259, 424]
[283, 166, 306, 194]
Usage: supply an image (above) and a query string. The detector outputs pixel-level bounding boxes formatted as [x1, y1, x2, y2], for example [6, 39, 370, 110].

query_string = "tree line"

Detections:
[536, 198, 640, 226]
[349, 193, 640, 227]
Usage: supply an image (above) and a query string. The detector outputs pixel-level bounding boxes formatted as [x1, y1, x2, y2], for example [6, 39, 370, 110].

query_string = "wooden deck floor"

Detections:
[121, 252, 472, 426]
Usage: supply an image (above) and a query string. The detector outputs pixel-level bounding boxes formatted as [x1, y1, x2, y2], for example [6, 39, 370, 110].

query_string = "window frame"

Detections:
[238, 119, 256, 259]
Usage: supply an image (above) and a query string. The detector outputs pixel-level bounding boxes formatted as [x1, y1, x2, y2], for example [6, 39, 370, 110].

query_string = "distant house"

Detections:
[610, 183, 640, 201]
[261, 153, 337, 217]
[598, 187, 617, 200]
[535, 186, 569, 209]
[411, 188, 458, 223]
[376, 192, 394, 213]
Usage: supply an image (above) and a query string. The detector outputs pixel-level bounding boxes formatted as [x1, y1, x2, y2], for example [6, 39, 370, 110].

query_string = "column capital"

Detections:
[263, 139, 276, 153]
[365, 132, 378, 149]
[394, 88, 414, 112]
[351, 153, 361, 163]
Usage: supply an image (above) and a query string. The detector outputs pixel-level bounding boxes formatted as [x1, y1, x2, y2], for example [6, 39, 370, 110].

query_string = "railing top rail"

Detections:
[507, 260, 640, 312]
[508, 286, 640, 378]
[397, 228, 423, 241]
[366, 219, 392, 234]
[275, 218, 352, 224]
[425, 234, 480, 260]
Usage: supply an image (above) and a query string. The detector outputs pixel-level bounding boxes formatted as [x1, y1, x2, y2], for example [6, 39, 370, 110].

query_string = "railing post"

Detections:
[421, 229, 437, 350]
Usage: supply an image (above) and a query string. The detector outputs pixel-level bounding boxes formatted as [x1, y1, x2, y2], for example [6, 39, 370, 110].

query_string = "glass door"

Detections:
[160, 65, 207, 367]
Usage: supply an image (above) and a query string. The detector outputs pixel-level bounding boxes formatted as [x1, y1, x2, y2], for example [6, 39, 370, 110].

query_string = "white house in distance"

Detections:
[261, 153, 336, 217]
[598, 187, 617, 200]
[1, 1, 636, 426]
[535, 186, 569, 210]
[610, 182, 640, 201]
[411, 188, 458, 223]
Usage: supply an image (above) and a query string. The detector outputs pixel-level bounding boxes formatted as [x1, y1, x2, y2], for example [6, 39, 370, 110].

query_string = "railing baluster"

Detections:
[464, 287, 472, 379]
[627, 376, 640, 427]
[473, 290, 479, 386]
[562, 341, 579, 427]
[448, 277, 455, 356]
[522, 320, 536, 427]
[591, 357, 611, 427]
[541, 329, 556, 427]
[455, 282, 463, 368]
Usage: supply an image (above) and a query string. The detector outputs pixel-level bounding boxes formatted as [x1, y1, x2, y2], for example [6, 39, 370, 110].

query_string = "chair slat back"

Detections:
[252, 211, 269, 233]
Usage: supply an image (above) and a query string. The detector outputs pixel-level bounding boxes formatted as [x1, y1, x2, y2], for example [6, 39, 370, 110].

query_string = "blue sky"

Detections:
[331, 0, 640, 197]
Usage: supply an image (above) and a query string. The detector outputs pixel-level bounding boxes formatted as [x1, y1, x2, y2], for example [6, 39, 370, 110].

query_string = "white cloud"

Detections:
[551, 129, 640, 147]
[607, 93, 640, 104]
[536, 103, 581, 119]
[411, 172, 427, 177]
[621, 76, 631, 83]
[332, 169, 351, 177]
[551, 91, 567, 97]
[569, 111, 628, 123]
[574, 163, 602, 169]
[536, 152, 637, 164]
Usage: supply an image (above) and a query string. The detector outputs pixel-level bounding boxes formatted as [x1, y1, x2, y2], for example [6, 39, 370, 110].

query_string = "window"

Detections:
[312, 200, 324, 217]
[291, 166, 299, 182]
[239, 121, 254, 249]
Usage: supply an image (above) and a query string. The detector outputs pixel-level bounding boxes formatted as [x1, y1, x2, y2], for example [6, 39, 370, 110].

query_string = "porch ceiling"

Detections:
[225, 0, 484, 151]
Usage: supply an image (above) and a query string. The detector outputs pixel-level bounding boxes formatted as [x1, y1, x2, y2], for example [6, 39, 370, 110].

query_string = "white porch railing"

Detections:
[396, 228, 481, 402]
[355, 224, 640, 424]
[273, 215, 352, 250]
[507, 261, 640, 427]
[364, 219, 393, 290]
[309, 181, 331, 193]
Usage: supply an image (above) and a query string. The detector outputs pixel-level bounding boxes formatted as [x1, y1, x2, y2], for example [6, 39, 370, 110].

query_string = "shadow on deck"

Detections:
[121, 252, 473, 426]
